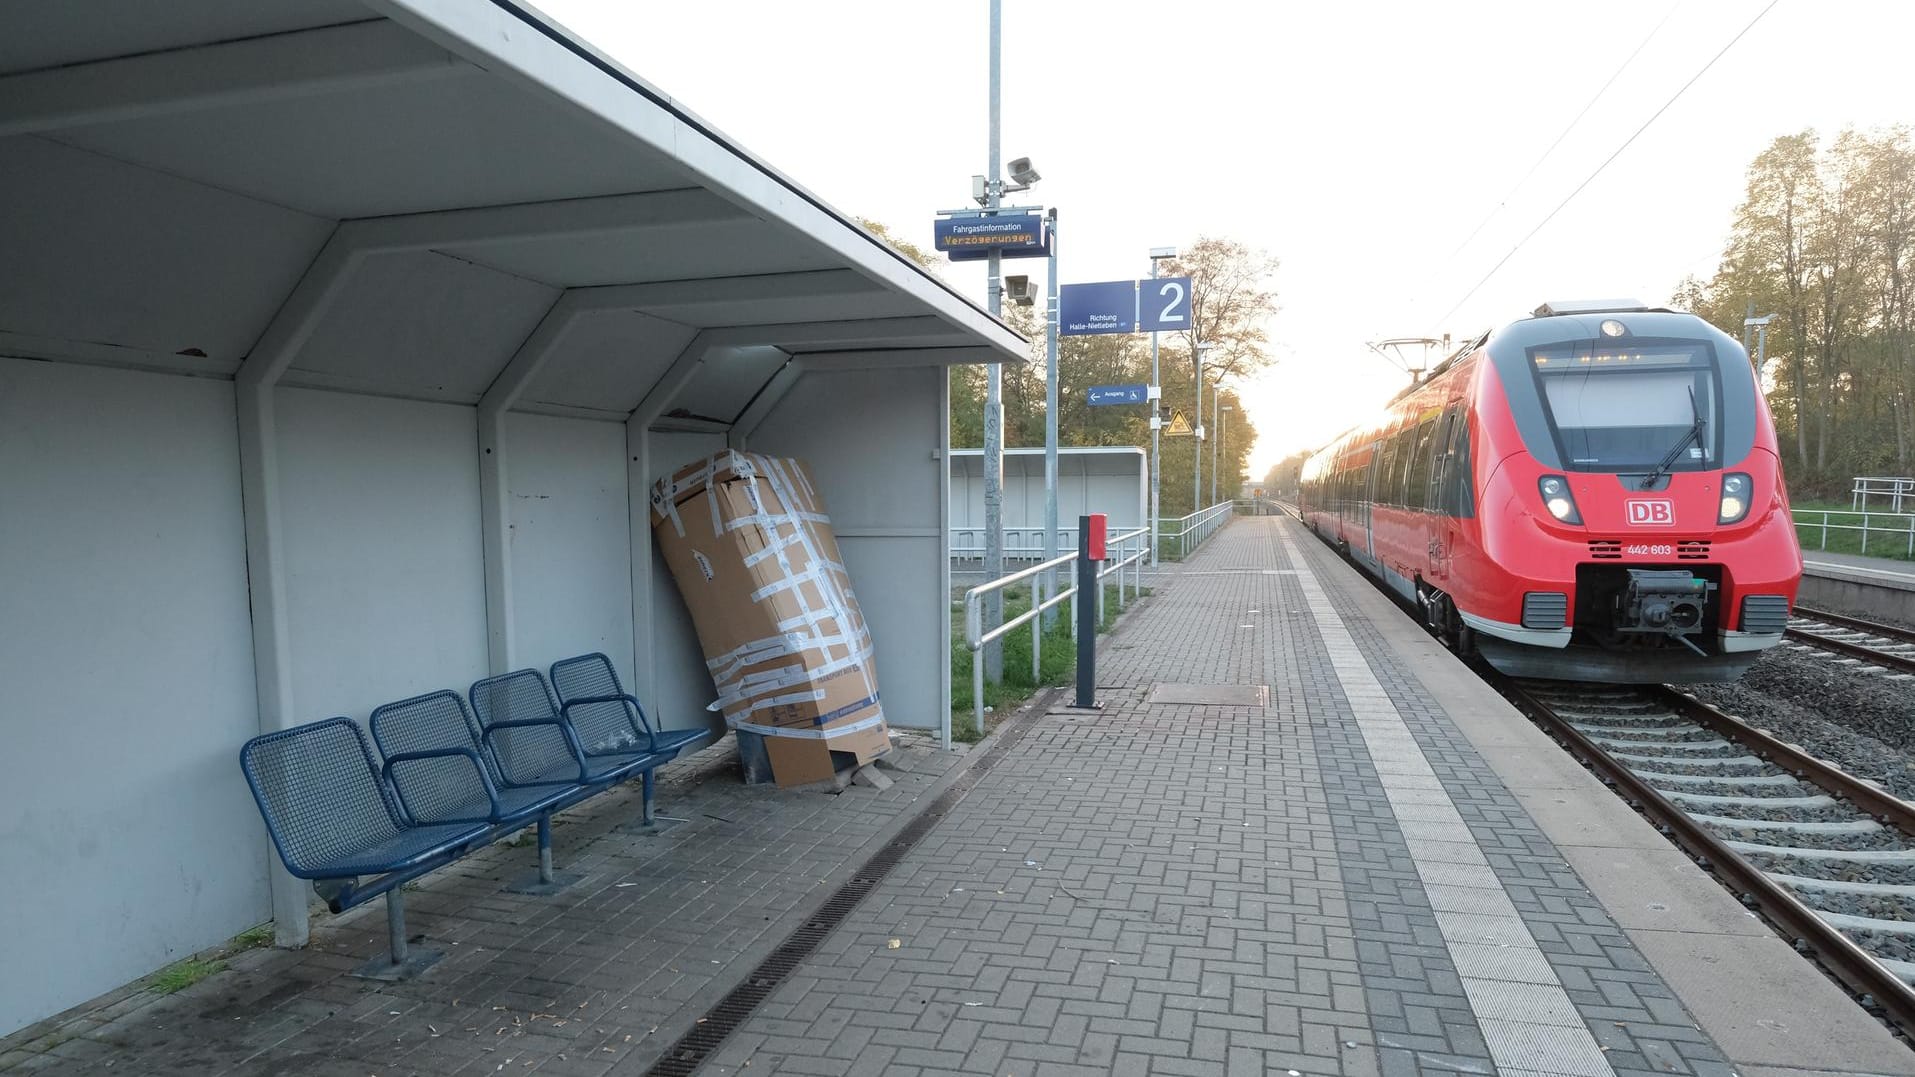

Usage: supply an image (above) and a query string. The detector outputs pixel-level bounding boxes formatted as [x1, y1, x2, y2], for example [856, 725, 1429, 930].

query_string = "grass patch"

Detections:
[952, 581, 1146, 739]
[229, 924, 273, 952]
[1791, 498, 1915, 561]
[149, 958, 226, 995]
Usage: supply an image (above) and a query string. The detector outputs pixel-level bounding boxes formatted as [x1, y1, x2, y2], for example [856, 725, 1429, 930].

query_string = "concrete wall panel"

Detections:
[0, 358, 264, 1036]
[505, 413, 634, 681]
[276, 388, 488, 720]
[750, 367, 945, 729]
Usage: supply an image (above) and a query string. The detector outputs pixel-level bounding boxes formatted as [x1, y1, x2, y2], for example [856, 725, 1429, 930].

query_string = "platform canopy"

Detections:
[0, 0, 1024, 417]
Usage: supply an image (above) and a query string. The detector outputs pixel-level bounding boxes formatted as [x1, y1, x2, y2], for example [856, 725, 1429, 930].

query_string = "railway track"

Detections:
[1499, 677, 1915, 1031]
[1788, 605, 1915, 676]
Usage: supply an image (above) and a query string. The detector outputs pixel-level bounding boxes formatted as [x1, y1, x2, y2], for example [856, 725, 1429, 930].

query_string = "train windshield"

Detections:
[1527, 340, 1721, 473]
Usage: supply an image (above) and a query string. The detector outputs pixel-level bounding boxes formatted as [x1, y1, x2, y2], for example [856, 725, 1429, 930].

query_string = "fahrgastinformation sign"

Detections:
[933, 212, 1050, 262]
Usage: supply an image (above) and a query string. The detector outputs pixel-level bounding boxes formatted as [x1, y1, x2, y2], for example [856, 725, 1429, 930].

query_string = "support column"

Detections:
[235, 224, 366, 949]
[477, 291, 580, 674]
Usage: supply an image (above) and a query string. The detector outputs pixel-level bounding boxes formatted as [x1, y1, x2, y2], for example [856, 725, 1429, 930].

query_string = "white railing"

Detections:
[950, 526, 1078, 562]
[959, 526, 1149, 744]
[1852, 476, 1915, 513]
[1794, 508, 1915, 557]
[1231, 497, 1290, 517]
[1162, 501, 1236, 560]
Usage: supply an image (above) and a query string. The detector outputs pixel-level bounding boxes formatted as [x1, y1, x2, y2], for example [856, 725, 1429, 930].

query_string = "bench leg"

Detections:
[538, 816, 554, 885]
[504, 815, 580, 896]
[351, 889, 444, 981]
[641, 770, 656, 827]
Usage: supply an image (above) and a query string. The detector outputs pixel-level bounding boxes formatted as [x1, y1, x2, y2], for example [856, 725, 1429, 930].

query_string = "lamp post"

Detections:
[1743, 313, 1775, 381]
[972, 0, 1045, 682]
[1193, 343, 1213, 511]
[1147, 246, 1177, 565]
[1215, 403, 1233, 505]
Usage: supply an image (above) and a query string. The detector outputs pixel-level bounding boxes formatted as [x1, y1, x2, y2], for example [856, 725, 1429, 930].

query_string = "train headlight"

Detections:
[1538, 475, 1582, 524]
[1718, 472, 1752, 524]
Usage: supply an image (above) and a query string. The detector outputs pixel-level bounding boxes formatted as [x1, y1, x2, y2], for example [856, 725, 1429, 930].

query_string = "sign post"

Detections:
[1075, 514, 1105, 710]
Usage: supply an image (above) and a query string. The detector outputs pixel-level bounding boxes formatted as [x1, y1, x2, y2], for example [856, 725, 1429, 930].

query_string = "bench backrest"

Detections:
[549, 652, 654, 753]
[468, 669, 580, 783]
[368, 691, 494, 823]
[240, 717, 406, 879]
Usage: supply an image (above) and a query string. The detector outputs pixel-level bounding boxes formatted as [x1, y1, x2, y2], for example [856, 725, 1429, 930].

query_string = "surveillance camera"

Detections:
[1008, 157, 1040, 185]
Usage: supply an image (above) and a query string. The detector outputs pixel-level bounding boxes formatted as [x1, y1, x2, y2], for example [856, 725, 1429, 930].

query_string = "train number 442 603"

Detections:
[1624, 543, 1675, 556]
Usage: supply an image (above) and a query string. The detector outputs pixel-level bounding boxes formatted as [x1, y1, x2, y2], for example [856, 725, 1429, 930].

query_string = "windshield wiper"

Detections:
[1641, 385, 1705, 490]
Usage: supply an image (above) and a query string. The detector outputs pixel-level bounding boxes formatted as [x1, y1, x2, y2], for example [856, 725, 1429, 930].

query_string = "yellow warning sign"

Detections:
[1165, 409, 1193, 436]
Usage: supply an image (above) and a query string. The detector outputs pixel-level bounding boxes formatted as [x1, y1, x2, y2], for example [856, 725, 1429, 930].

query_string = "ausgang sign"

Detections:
[933, 212, 1049, 261]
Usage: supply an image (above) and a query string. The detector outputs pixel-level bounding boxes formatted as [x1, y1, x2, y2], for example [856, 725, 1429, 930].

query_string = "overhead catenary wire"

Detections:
[1425, 1, 1683, 278]
[1434, 0, 1781, 329]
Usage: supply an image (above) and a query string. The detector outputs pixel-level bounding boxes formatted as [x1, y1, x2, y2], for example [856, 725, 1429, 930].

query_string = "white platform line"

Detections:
[1276, 527, 1616, 1077]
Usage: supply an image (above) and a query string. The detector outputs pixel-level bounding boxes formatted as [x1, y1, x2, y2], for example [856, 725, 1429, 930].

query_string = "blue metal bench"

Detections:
[550, 652, 710, 761]
[468, 669, 667, 825]
[239, 717, 492, 978]
[369, 690, 590, 895]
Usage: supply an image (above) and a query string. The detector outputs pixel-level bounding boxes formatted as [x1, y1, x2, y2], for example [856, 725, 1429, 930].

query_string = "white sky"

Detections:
[537, 0, 1914, 475]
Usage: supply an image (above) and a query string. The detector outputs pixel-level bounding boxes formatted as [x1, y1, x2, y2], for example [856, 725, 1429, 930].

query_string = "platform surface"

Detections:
[5, 516, 1911, 1076]
[714, 516, 1914, 1077]
[1802, 547, 1915, 585]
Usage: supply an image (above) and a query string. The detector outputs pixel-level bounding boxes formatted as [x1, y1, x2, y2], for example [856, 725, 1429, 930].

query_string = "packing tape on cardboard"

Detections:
[707, 629, 861, 686]
[708, 646, 875, 715]
[734, 711, 885, 741]
[762, 456, 880, 706]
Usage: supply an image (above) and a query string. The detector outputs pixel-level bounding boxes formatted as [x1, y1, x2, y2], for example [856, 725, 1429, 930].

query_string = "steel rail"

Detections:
[1787, 607, 1915, 676]
[1494, 676, 1915, 1034]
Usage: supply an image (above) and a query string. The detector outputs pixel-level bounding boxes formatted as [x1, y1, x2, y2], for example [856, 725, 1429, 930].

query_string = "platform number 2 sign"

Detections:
[1139, 277, 1192, 332]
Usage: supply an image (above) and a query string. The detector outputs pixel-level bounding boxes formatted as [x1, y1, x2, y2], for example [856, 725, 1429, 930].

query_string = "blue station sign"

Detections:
[1086, 383, 1149, 406]
[1060, 276, 1193, 336]
[934, 212, 1049, 261]
[1138, 276, 1193, 332]
[1059, 280, 1137, 336]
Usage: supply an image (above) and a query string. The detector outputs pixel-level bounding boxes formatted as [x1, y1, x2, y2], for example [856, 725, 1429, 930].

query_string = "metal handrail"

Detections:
[1851, 476, 1915, 513]
[1163, 501, 1236, 560]
[962, 552, 1076, 745]
[959, 526, 1153, 745]
[1793, 508, 1915, 558]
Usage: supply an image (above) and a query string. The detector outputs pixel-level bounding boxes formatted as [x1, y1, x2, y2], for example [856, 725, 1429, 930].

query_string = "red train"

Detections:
[1300, 300, 1802, 682]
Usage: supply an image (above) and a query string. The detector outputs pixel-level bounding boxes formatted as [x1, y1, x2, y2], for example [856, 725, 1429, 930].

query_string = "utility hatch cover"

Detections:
[1145, 683, 1270, 707]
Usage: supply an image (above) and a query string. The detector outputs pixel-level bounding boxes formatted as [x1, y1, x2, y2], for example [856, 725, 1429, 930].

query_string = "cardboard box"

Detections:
[650, 451, 887, 787]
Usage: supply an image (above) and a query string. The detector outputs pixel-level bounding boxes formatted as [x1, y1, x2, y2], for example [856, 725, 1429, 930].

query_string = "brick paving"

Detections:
[1, 515, 1747, 1077]
[0, 737, 967, 1076]
[711, 517, 1734, 1076]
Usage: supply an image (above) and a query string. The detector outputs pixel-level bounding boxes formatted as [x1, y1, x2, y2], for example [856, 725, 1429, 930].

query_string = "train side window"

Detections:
[1428, 411, 1455, 510]
[1447, 409, 1475, 518]
[1401, 425, 1417, 505]
[1407, 418, 1437, 510]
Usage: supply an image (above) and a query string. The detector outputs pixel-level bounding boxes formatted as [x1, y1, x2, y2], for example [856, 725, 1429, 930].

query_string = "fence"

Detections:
[1794, 508, 1915, 558]
[1160, 501, 1236, 561]
[959, 526, 1148, 743]
[1852, 476, 1915, 513]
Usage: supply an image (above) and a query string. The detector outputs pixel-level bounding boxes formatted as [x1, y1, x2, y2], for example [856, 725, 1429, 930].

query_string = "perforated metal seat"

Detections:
[369, 691, 581, 827]
[549, 652, 708, 759]
[468, 669, 661, 786]
[239, 718, 490, 886]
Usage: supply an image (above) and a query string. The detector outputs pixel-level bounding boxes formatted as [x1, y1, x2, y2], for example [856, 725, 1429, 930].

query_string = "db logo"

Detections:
[1626, 499, 1675, 526]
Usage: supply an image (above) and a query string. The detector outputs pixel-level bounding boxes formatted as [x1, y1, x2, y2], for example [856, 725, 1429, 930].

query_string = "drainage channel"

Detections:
[640, 698, 1053, 1077]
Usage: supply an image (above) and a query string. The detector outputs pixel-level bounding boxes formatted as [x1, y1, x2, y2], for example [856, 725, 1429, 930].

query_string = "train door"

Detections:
[1362, 442, 1378, 561]
[1426, 404, 1464, 582]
